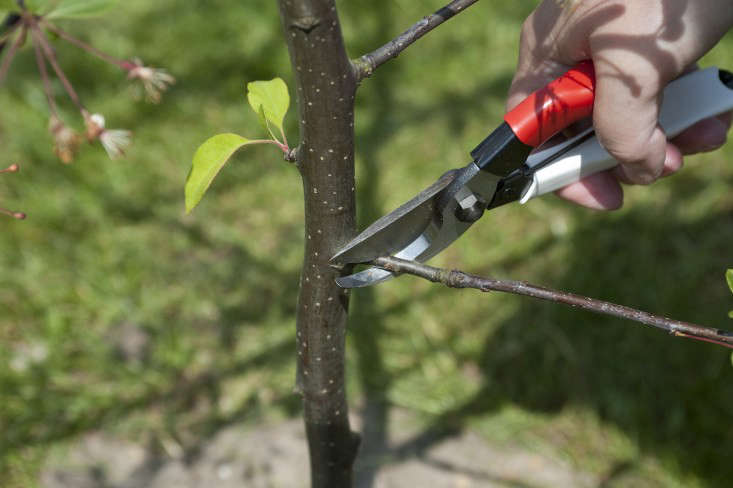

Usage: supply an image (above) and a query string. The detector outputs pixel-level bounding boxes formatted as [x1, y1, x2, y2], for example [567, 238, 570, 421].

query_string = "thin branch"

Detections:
[0, 24, 26, 83]
[374, 256, 733, 349]
[0, 14, 21, 52]
[353, 0, 480, 80]
[32, 31, 58, 116]
[30, 22, 84, 111]
[41, 21, 130, 70]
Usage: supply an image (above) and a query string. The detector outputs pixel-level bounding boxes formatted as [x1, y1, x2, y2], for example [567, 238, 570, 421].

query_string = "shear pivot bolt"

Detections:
[455, 193, 487, 223]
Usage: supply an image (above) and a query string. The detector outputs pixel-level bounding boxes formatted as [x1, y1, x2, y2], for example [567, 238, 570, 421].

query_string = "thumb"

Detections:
[590, 55, 671, 185]
[506, 60, 570, 112]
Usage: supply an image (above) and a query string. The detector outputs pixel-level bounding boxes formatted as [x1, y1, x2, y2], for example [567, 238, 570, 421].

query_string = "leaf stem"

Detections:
[280, 127, 289, 149]
[247, 138, 289, 152]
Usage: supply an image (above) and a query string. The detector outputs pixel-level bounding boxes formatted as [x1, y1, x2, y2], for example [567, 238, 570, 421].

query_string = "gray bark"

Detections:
[276, 0, 360, 485]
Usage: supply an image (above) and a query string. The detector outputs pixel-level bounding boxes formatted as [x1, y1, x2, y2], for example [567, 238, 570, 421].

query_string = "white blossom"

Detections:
[48, 115, 81, 164]
[127, 58, 175, 103]
[83, 112, 132, 160]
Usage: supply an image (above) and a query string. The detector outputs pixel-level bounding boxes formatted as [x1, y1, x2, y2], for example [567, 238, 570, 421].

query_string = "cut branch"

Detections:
[374, 256, 733, 349]
[353, 0, 480, 80]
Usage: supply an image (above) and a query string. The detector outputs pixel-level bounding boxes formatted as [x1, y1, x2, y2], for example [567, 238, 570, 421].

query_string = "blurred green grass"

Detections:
[1, 1, 732, 486]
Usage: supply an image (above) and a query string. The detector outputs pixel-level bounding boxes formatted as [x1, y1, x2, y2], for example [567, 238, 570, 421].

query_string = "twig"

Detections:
[374, 256, 733, 349]
[0, 23, 25, 83]
[30, 22, 84, 111]
[41, 21, 131, 70]
[353, 0, 480, 80]
[32, 31, 58, 116]
[0, 14, 21, 53]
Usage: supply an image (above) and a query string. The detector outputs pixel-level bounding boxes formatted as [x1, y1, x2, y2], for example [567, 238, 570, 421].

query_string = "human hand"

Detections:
[508, 0, 733, 209]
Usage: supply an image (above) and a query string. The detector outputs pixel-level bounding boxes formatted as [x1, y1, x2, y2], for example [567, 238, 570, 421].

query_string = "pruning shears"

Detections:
[331, 63, 733, 288]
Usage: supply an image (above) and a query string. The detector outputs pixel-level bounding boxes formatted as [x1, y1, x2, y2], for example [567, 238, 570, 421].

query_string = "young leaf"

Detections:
[256, 104, 277, 141]
[185, 133, 256, 213]
[246, 78, 289, 136]
[45, 0, 118, 19]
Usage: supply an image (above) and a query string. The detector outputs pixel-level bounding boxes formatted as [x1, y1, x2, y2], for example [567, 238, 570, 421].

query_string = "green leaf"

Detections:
[185, 134, 254, 213]
[246, 78, 289, 136]
[256, 104, 277, 141]
[45, 0, 118, 19]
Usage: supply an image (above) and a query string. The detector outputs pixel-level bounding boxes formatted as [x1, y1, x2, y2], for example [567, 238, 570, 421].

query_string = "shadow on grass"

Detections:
[379, 175, 733, 486]
[6, 1, 733, 486]
[343, 3, 524, 487]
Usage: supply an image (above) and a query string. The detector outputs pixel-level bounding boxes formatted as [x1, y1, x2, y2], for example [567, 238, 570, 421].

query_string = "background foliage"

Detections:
[0, 1, 732, 486]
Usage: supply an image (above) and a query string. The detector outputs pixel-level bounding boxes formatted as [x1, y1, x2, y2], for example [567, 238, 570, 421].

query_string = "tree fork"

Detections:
[277, 0, 360, 485]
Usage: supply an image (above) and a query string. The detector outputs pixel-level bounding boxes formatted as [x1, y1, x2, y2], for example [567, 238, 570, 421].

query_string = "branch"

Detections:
[353, 0, 480, 80]
[32, 31, 58, 116]
[41, 21, 129, 70]
[277, 0, 360, 485]
[374, 256, 733, 349]
[0, 23, 25, 84]
[31, 23, 85, 112]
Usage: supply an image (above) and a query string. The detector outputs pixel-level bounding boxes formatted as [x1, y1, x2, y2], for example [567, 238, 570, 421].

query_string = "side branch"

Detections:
[353, 0, 480, 80]
[374, 256, 733, 349]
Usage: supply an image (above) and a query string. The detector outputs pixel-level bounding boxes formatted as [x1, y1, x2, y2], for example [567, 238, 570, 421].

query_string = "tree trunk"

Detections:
[276, 0, 360, 485]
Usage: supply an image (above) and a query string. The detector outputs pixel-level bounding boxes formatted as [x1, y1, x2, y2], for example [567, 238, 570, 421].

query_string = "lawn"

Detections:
[1, 1, 733, 486]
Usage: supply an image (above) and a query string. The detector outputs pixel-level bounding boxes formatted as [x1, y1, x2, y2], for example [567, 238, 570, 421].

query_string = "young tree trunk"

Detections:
[276, 0, 360, 485]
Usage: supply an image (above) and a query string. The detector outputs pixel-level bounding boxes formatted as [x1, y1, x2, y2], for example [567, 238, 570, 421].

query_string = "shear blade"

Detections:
[331, 170, 457, 266]
[333, 163, 502, 288]
[335, 267, 394, 288]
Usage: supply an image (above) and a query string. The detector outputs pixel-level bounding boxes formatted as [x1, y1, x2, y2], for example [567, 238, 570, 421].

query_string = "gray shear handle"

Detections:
[520, 67, 733, 203]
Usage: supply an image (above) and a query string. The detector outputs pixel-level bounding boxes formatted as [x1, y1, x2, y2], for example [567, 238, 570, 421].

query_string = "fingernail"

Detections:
[661, 145, 683, 177]
[700, 117, 728, 149]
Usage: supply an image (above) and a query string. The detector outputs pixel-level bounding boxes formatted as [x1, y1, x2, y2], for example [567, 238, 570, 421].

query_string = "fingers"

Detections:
[506, 0, 733, 213]
[670, 112, 731, 155]
[555, 142, 686, 210]
[554, 170, 623, 210]
[506, 2, 571, 111]
[506, 59, 570, 112]
[589, 52, 671, 185]
[660, 143, 683, 177]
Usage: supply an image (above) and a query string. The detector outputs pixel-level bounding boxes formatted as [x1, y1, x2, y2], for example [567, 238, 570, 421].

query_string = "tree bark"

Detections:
[276, 0, 360, 485]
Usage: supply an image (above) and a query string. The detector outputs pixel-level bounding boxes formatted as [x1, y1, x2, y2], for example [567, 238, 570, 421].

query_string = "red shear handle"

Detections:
[504, 61, 596, 147]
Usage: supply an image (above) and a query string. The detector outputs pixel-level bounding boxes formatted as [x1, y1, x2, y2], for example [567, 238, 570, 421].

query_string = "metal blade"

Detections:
[334, 266, 394, 288]
[331, 170, 458, 265]
[334, 237, 430, 288]
[334, 163, 503, 288]
[333, 129, 597, 288]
